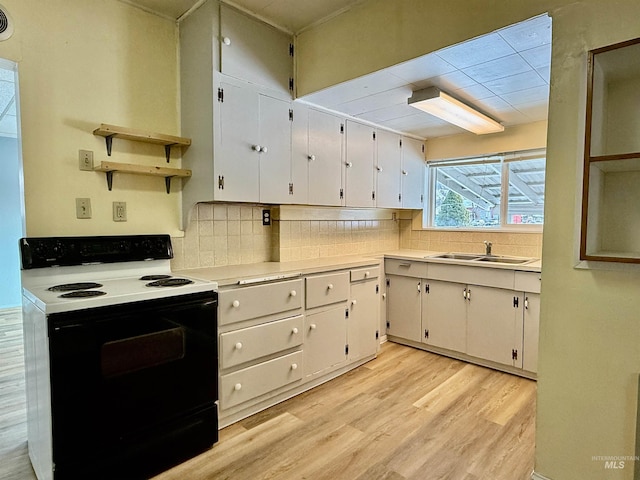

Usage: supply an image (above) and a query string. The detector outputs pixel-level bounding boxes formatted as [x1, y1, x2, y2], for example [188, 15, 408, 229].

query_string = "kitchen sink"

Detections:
[428, 253, 483, 260]
[475, 256, 532, 264]
[427, 253, 534, 265]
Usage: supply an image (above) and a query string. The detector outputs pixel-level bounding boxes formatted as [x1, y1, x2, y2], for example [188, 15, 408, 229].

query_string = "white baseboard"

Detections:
[531, 471, 553, 480]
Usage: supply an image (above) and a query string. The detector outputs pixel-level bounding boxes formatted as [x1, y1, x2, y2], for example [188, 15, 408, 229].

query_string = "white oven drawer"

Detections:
[219, 278, 303, 326]
[305, 271, 350, 309]
[219, 314, 304, 369]
[220, 351, 303, 409]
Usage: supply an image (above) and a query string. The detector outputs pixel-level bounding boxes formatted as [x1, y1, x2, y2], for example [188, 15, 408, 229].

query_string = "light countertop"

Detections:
[176, 249, 541, 287]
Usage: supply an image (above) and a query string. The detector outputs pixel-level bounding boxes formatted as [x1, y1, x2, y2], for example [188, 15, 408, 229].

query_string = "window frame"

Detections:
[423, 148, 546, 232]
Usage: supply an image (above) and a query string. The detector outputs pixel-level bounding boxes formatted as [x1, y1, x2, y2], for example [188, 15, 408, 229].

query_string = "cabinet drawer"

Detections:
[384, 259, 428, 278]
[514, 271, 541, 294]
[220, 351, 303, 409]
[220, 315, 303, 369]
[219, 279, 303, 326]
[350, 265, 380, 282]
[305, 271, 350, 309]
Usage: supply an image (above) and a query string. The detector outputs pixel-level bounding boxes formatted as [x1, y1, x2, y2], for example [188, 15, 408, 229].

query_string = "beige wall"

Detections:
[0, 0, 182, 237]
[297, 1, 640, 479]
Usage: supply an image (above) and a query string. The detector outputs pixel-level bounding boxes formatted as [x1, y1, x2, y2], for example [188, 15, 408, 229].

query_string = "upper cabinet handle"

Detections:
[252, 144, 262, 152]
[376, 166, 383, 172]
[346, 162, 353, 168]
[308, 154, 316, 161]
[402, 170, 408, 175]
[222, 36, 231, 46]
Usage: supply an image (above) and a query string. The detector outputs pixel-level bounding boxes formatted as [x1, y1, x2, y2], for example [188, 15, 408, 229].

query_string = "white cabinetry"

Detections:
[422, 279, 467, 352]
[401, 137, 425, 209]
[375, 130, 402, 208]
[348, 267, 380, 361]
[345, 120, 376, 207]
[304, 307, 347, 377]
[386, 274, 422, 342]
[220, 3, 293, 95]
[291, 104, 345, 206]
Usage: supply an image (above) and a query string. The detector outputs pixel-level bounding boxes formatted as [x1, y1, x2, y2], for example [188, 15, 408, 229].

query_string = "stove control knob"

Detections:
[234, 383, 242, 391]
[232, 300, 240, 308]
[235, 342, 243, 350]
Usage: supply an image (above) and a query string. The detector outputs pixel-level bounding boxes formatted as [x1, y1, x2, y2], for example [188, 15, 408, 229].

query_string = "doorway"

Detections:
[0, 58, 24, 309]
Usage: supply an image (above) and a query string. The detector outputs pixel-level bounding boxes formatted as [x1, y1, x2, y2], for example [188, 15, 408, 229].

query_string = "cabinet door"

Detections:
[304, 307, 347, 377]
[386, 275, 422, 342]
[376, 130, 402, 208]
[220, 4, 292, 95]
[467, 286, 523, 368]
[308, 109, 345, 206]
[259, 94, 292, 204]
[422, 280, 467, 352]
[345, 120, 375, 207]
[522, 293, 540, 373]
[214, 77, 260, 202]
[401, 137, 425, 209]
[348, 280, 379, 361]
[290, 102, 309, 204]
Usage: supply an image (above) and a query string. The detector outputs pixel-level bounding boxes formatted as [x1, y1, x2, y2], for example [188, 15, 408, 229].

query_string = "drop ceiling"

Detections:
[0, 67, 17, 138]
[123, 0, 551, 140]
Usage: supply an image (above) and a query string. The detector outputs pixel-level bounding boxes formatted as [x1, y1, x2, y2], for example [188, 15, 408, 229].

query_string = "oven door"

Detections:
[48, 291, 218, 478]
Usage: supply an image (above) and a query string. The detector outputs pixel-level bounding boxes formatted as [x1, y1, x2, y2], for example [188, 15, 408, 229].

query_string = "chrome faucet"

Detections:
[483, 241, 493, 256]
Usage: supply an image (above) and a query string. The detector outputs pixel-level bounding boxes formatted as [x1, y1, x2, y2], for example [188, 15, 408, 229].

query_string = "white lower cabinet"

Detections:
[303, 306, 348, 377]
[348, 267, 380, 361]
[385, 258, 541, 377]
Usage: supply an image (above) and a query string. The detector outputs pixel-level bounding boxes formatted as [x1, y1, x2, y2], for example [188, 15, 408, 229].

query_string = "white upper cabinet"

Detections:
[292, 104, 345, 206]
[345, 120, 376, 207]
[401, 137, 425, 209]
[375, 130, 402, 209]
[220, 4, 293, 96]
[258, 94, 293, 204]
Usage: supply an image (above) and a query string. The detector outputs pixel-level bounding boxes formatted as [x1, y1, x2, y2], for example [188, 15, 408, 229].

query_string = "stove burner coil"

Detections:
[140, 275, 172, 281]
[146, 278, 194, 287]
[59, 290, 107, 298]
[48, 282, 103, 292]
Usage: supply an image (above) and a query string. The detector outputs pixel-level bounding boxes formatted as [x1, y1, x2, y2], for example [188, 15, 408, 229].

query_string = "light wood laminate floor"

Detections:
[1, 309, 535, 480]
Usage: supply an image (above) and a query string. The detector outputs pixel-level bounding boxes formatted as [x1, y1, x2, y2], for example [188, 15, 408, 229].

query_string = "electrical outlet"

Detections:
[76, 198, 92, 219]
[79, 150, 94, 171]
[262, 209, 271, 226]
[113, 202, 127, 222]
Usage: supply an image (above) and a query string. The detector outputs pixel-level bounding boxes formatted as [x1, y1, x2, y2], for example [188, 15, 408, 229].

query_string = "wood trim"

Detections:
[93, 124, 191, 147]
[579, 48, 595, 261]
[590, 36, 640, 56]
[589, 152, 640, 162]
[94, 161, 192, 178]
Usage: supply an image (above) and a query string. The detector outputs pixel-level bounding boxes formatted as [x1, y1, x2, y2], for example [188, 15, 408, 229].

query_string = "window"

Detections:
[426, 149, 545, 229]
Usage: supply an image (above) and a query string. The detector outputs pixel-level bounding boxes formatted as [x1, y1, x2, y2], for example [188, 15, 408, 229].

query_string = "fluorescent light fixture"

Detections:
[408, 87, 504, 135]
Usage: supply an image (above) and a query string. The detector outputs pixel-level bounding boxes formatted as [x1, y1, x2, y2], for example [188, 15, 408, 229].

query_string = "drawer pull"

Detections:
[310, 323, 317, 330]
[327, 283, 334, 290]
[234, 383, 242, 391]
[291, 363, 298, 370]
[351, 299, 357, 306]
[292, 327, 299, 334]
[364, 271, 370, 277]
[232, 300, 240, 308]
[290, 290, 297, 297]
[235, 342, 243, 350]
[398, 263, 411, 267]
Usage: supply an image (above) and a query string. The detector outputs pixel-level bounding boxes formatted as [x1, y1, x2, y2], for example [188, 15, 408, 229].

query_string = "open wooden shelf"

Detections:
[94, 161, 192, 194]
[93, 124, 192, 162]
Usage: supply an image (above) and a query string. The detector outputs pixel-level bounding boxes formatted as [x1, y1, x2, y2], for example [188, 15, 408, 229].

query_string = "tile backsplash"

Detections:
[171, 204, 541, 271]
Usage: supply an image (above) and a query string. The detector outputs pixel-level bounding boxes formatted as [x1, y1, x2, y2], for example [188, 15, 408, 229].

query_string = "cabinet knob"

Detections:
[235, 342, 243, 350]
[364, 271, 370, 277]
[310, 323, 317, 330]
[376, 166, 383, 172]
[234, 383, 242, 391]
[417, 282, 421, 292]
[252, 144, 262, 152]
[346, 162, 353, 168]
[291, 363, 298, 370]
[382, 293, 386, 300]
[402, 169, 408, 175]
[261, 146, 268, 154]
[327, 283, 334, 290]
[351, 299, 357, 306]
[232, 300, 240, 308]
[292, 327, 299, 334]
[222, 36, 231, 46]
[290, 290, 297, 297]
[308, 154, 316, 161]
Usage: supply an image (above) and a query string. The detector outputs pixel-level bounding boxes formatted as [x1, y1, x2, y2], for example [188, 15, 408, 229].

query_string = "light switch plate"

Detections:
[79, 150, 94, 171]
[76, 198, 91, 219]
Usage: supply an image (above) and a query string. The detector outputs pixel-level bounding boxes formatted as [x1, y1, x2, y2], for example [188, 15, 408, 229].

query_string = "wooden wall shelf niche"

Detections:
[94, 161, 192, 194]
[581, 37, 640, 263]
[93, 124, 191, 162]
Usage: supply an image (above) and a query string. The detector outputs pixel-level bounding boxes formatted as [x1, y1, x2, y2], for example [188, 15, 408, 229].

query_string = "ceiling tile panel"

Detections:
[355, 102, 416, 123]
[461, 54, 533, 84]
[501, 85, 550, 106]
[435, 33, 516, 69]
[497, 15, 551, 51]
[483, 70, 547, 96]
[335, 86, 413, 116]
[413, 70, 477, 91]
[520, 44, 551, 69]
[387, 53, 457, 84]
